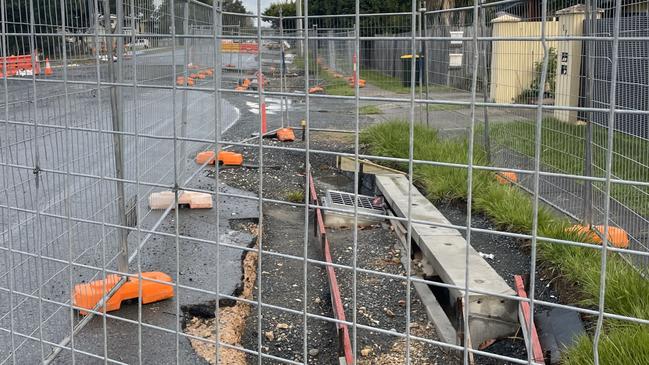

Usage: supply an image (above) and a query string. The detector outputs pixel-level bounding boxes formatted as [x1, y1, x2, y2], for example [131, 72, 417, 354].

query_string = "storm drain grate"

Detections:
[324, 190, 384, 215]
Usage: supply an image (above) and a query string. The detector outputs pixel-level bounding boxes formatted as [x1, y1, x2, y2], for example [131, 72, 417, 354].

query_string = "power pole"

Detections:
[296, 0, 303, 56]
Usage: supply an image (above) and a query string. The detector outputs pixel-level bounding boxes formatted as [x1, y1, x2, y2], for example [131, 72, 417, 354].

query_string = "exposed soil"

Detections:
[182, 224, 259, 365]
[213, 132, 457, 364]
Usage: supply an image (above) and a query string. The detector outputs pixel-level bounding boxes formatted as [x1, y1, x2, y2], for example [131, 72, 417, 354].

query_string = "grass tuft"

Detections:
[426, 103, 465, 111]
[286, 190, 305, 203]
[563, 325, 649, 365]
[359, 105, 382, 115]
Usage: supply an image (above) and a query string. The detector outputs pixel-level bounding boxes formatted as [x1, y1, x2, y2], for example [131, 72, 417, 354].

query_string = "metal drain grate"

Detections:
[324, 190, 384, 215]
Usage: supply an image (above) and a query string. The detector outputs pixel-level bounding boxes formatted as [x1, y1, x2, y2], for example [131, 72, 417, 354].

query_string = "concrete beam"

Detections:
[376, 174, 518, 347]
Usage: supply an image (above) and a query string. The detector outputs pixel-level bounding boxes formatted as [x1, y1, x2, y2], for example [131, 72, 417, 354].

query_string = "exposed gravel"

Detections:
[213, 132, 456, 364]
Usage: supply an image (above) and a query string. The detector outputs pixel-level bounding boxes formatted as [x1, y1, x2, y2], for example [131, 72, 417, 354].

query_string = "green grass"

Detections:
[294, 55, 452, 96]
[427, 103, 465, 112]
[359, 69, 454, 94]
[362, 120, 649, 365]
[359, 105, 382, 115]
[485, 118, 649, 216]
[286, 190, 305, 203]
[562, 325, 649, 365]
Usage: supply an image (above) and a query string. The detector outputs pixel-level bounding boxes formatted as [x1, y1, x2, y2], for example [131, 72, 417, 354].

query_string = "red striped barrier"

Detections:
[309, 174, 354, 365]
[514, 275, 545, 365]
[0, 55, 40, 77]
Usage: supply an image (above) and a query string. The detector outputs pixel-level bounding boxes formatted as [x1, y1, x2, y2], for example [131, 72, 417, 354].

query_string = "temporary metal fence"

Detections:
[1, 0, 648, 364]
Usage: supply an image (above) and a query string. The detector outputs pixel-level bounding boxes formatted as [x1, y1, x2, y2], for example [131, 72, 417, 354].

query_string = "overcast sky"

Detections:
[241, 0, 279, 14]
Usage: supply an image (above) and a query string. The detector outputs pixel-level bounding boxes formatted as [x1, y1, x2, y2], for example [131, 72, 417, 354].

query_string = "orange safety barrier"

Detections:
[221, 42, 239, 53]
[0, 55, 40, 77]
[276, 128, 296, 142]
[567, 224, 630, 248]
[220, 42, 259, 54]
[195, 150, 243, 166]
[73, 272, 174, 315]
[240, 43, 259, 54]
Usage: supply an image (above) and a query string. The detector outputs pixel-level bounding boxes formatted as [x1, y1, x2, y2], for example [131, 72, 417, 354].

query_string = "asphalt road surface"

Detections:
[0, 47, 261, 364]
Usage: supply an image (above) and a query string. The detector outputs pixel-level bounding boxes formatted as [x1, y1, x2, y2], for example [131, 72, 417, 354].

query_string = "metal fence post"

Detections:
[280, 8, 287, 128]
[181, 0, 190, 175]
[103, 0, 129, 275]
[582, 0, 596, 226]
[313, 24, 318, 84]
[479, 0, 491, 163]
[296, 0, 303, 56]
[423, 7, 430, 127]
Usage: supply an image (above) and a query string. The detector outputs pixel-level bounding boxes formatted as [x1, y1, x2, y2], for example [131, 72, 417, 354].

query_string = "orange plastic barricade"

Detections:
[567, 224, 630, 248]
[276, 128, 296, 142]
[496, 171, 518, 184]
[73, 272, 174, 315]
[308, 85, 324, 94]
[149, 191, 213, 209]
[0, 55, 38, 77]
[195, 150, 243, 166]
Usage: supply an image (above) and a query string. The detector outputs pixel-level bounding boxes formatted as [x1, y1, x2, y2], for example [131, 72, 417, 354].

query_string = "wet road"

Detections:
[0, 47, 260, 363]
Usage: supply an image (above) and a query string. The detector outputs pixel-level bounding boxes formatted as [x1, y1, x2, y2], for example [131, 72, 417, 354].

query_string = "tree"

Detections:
[223, 0, 247, 13]
[197, 0, 247, 13]
[263, 0, 411, 35]
[263, 1, 296, 29]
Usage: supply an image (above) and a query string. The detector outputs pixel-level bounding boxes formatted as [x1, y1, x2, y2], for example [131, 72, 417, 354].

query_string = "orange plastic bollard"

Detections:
[73, 272, 174, 315]
[261, 102, 267, 134]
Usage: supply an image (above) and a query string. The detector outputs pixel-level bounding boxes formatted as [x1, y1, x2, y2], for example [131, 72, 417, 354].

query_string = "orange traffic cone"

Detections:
[44, 58, 53, 76]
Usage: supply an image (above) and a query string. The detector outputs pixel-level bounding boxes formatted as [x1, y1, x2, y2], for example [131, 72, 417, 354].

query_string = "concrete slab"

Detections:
[375, 174, 450, 226]
[376, 174, 518, 347]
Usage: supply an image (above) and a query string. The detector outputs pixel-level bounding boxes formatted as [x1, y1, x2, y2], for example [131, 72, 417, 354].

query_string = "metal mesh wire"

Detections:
[1, 0, 648, 364]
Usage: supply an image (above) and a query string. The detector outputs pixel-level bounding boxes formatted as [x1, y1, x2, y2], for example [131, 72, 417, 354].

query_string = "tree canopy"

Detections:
[262, 2, 296, 29]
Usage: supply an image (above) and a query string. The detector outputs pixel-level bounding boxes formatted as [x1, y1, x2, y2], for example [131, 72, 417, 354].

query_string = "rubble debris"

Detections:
[183, 230, 259, 365]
